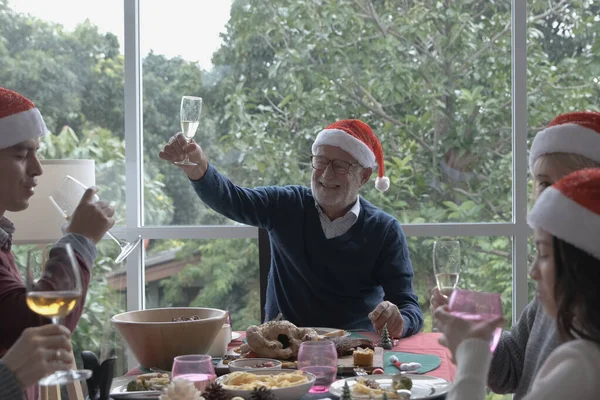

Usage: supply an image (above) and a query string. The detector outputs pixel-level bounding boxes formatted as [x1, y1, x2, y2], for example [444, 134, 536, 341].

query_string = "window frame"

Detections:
[122, 0, 529, 367]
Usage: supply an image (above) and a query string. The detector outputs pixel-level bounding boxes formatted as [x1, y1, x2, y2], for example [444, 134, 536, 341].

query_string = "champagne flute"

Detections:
[25, 243, 92, 385]
[175, 95, 203, 166]
[433, 240, 461, 297]
[49, 175, 141, 264]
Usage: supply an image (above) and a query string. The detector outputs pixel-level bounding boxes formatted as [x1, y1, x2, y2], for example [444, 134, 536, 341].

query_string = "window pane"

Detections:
[141, 0, 233, 226]
[411, 236, 513, 333]
[142, 236, 512, 334]
[527, 1, 599, 309]
[3, 0, 129, 376]
[527, 1, 599, 131]
[142, 1, 513, 226]
[143, 238, 261, 331]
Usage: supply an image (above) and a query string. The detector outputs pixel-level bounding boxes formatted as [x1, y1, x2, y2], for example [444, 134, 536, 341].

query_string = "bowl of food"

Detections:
[216, 370, 316, 400]
[228, 358, 283, 372]
[111, 307, 227, 370]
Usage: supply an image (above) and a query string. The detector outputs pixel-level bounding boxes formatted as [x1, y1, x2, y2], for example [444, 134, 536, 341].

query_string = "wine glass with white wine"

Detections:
[175, 95, 203, 166]
[49, 175, 141, 264]
[433, 240, 461, 297]
[25, 243, 92, 385]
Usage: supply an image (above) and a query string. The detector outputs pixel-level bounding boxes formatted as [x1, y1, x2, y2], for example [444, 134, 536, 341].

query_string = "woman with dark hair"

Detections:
[435, 168, 600, 400]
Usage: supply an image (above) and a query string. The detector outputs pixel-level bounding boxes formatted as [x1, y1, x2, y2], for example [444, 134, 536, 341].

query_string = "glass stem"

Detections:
[106, 231, 124, 248]
[51, 317, 60, 325]
[184, 138, 191, 162]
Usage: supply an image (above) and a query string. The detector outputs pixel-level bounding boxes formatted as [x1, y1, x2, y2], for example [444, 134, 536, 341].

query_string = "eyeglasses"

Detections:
[310, 156, 361, 175]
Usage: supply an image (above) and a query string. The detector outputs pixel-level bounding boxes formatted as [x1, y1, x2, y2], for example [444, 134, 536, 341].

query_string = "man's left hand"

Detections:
[368, 301, 404, 338]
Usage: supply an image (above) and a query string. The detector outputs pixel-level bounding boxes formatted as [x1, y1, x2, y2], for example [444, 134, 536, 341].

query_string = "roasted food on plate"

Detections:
[393, 375, 413, 390]
[239, 320, 318, 359]
[330, 336, 375, 356]
[126, 373, 171, 391]
[351, 377, 412, 399]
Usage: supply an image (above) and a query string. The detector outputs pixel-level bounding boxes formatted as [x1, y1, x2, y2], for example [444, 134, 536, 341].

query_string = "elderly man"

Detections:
[0, 87, 115, 361]
[160, 119, 423, 337]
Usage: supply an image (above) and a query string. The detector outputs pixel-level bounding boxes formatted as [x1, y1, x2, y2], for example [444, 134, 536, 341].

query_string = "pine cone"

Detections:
[249, 386, 277, 400]
[202, 382, 228, 400]
[158, 379, 203, 400]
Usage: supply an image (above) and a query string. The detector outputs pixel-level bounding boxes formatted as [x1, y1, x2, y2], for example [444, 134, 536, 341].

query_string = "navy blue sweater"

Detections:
[191, 165, 423, 337]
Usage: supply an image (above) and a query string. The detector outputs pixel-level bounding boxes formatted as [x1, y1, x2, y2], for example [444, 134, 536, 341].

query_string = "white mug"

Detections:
[207, 323, 232, 357]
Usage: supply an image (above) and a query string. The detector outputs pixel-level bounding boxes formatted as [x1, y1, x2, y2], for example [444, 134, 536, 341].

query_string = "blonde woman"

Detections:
[437, 168, 600, 399]
[430, 111, 600, 398]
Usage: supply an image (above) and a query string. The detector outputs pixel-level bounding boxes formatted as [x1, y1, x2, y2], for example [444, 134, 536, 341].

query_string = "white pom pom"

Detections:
[375, 176, 390, 192]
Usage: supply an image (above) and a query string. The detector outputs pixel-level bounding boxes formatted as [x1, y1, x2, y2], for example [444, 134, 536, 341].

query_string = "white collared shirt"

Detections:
[316, 197, 361, 239]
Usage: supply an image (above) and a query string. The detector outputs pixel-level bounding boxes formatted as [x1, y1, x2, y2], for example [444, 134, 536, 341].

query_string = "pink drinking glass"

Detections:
[297, 340, 338, 393]
[448, 289, 503, 352]
[171, 355, 216, 393]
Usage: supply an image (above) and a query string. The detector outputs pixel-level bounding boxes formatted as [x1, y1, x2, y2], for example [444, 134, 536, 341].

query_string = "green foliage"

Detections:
[160, 239, 260, 331]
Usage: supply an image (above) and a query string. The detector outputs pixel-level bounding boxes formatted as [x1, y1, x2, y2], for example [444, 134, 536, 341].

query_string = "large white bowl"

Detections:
[111, 307, 227, 370]
[216, 370, 315, 400]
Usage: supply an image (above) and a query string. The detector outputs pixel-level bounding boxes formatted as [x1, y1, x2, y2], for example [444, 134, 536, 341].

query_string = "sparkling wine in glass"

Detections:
[171, 355, 216, 393]
[298, 340, 338, 393]
[175, 95, 203, 166]
[49, 175, 141, 264]
[433, 240, 461, 297]
[25, 243, 92, 386]
[449, 289, 503, 352]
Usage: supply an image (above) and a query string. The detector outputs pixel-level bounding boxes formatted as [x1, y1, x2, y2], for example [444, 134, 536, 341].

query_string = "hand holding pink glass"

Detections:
[448, 289, 504, 351]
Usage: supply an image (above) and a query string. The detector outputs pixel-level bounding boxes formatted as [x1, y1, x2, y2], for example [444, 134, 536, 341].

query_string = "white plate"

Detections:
[328, 374, 452, 399]
[310, 327, 351, 338]
[110, 377, 162, 399]
[231, 331, 241, 341]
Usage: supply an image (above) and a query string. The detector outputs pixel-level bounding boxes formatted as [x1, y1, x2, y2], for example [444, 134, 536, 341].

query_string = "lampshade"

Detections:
[6, 159, 95, 244]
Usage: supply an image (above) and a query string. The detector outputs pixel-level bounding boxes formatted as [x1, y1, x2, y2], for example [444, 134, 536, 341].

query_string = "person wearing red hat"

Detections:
[160, 119, 423, 338]
[436, 168, 600, 400]
[0, 87, 115, 398]
[431, 110, 600, 399]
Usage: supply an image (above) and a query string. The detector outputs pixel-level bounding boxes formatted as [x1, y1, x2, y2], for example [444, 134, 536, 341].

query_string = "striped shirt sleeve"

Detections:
[0, 362, 24, 399]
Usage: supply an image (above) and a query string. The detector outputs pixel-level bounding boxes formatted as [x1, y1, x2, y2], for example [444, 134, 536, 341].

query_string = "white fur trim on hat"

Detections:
[529, 123, 600, 173]
[312, 129, 377, 168]
[0, 108, 48, 149]
[527, 186, 600, 260]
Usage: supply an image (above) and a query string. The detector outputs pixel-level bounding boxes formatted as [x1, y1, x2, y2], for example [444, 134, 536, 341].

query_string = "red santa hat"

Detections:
[529, 111, 600, 172]
[0, 87, 48, 149]
[312, 119, 390, 192]
[527, 168, 600, 260]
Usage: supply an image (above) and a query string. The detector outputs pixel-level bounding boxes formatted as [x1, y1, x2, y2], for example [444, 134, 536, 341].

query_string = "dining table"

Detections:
[123, 330, 456, 399]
